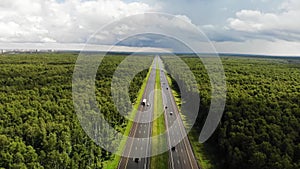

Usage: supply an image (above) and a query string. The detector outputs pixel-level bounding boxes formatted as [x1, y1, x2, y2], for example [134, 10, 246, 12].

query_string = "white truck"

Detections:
[142, 99, 147, 106]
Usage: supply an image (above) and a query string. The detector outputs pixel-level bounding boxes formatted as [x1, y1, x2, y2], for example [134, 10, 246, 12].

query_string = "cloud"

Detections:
[82, 13, 217, 53]
[0, 0, 157, 43]
[214, 39, 300, 56]
[201, 25, 246, 42]
[0, 0, 213, 53]
[1, 0, 300, 55]
[227, 0, 300, 41]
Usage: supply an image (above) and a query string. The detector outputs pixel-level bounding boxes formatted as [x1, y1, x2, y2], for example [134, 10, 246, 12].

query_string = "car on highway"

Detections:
[170, 111, 173, 115]
[171, 146, 175, 151]
[142, 99, 147, 106]
[147, 103, 150, 107]
[133, 157, 139, 163]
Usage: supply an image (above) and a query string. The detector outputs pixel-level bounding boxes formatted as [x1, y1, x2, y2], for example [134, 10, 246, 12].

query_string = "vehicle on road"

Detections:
[142, 99, 147, 106]
[171, 147, 175, 151]
[170, 111, 173, 115]
[147, 103, 150, 107]
[165, 106, 168, 109]
[133, 157, 139, 163]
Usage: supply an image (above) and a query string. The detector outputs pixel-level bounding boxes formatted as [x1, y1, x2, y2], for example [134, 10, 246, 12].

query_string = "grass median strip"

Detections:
[150, 62, 168, 169]
[102, 62, 153, 169]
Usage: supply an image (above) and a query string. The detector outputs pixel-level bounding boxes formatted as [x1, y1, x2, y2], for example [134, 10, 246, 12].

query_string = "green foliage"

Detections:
[0, 53, 151, 168]
[162, 56, 300, 169]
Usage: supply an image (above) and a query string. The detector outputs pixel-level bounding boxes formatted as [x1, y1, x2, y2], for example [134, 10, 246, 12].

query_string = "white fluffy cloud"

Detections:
[0, 0, 211, 53]
[227, 0, 300, 41]
[1, 0, 300, 55]
[0, 0, 156, 43]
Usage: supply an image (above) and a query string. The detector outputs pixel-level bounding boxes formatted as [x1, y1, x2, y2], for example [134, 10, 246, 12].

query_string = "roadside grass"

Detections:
[150, 62, 168, 169]
[188, 129, 223, 169]
[102, 63, 153, 169]
[165, 74, 221, 169]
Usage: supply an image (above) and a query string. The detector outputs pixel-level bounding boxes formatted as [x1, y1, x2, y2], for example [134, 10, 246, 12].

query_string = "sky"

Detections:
[1, 0, 300, 55]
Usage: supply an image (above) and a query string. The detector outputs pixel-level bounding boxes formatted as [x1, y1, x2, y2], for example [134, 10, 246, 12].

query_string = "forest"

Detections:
[0, 53, 152, 168]
[0, 53, 299, 169]
[162, 56, 300, 169]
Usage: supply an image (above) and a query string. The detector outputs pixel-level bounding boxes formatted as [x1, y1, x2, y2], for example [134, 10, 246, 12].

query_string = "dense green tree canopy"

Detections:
[1, 53, 299, 169]
[162, 56, 300, 169]
[0, 53, 152, 168]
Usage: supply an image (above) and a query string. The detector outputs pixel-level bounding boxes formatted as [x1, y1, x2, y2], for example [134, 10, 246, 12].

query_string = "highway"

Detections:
[158, 56, 200, 169]
[118, 56, 199, 169]
[118, 56, 157, 169]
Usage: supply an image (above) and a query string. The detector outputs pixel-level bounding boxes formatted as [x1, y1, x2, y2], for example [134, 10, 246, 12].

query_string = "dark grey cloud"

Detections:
[117, 34, 191, 52]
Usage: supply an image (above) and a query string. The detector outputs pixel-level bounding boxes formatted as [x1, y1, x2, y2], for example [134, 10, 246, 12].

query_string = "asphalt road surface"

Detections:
[118, 56, 199, 169]
[118, 56, 157, 169]
[158, 56, 200, 169]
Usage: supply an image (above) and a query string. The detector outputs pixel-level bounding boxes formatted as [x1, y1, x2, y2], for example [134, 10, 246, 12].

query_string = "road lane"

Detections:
[118, 56, 158, 169]
[158, 56, 200, 169]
